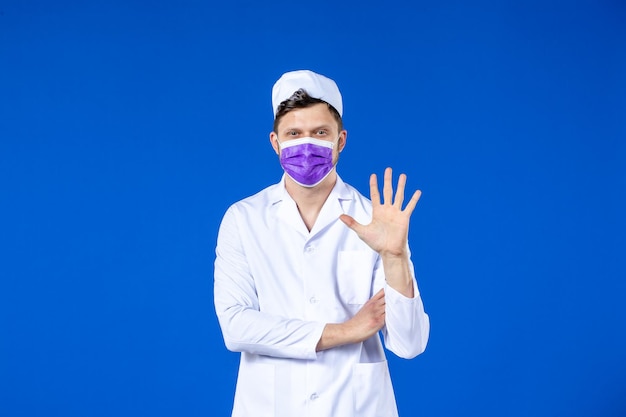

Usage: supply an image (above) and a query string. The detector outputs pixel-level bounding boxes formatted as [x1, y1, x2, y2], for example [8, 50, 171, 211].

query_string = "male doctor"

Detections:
[214, 69, 430, 417]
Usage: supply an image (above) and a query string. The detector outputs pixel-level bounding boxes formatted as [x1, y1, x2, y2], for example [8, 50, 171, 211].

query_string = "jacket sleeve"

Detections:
[376, 253, 430, 359]
[213, 206, 325, 360]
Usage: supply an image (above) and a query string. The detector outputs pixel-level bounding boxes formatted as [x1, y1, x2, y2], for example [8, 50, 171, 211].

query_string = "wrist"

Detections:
[317, 322, 355, 351]
[380, 251, 409, 264]
[380, 254, 414, 298]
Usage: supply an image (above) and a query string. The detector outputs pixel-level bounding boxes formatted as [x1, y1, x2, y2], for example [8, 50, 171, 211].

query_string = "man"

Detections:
[214, 69, 430, 417]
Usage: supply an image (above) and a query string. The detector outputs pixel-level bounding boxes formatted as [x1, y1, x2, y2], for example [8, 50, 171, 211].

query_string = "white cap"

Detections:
[271, 70, 343, 118]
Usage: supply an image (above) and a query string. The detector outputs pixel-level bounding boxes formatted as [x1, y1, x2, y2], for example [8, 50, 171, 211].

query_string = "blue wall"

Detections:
[1, 1, 625, 416]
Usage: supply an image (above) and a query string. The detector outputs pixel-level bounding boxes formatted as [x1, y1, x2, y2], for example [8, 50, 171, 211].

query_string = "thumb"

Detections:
[339, 214, 365, 234]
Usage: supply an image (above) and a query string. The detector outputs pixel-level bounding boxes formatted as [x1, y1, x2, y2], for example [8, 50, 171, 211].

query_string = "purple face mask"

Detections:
[279, 137, 335, 187]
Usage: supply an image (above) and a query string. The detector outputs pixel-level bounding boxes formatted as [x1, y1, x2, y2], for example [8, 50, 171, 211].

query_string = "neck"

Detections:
[285, 170, 337, 231]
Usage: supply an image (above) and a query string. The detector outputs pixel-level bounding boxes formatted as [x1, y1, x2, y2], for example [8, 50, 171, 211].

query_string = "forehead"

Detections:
[276, 103, 338, 132]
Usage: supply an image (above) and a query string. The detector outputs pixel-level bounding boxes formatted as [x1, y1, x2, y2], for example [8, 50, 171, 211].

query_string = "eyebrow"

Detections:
[305, 125, 333, 132]
[281, 124, 333, 133]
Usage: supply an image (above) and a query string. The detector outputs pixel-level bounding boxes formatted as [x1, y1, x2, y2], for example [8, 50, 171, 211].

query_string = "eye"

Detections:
[288, 130, 299, 136]
[316, 129, 328, 136]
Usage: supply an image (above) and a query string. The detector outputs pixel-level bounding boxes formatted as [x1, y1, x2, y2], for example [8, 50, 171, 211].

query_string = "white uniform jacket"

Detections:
[214, 175, 430, 417]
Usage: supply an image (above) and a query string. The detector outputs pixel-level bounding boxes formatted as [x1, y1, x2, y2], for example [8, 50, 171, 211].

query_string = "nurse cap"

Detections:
[271, 70, 343, 118]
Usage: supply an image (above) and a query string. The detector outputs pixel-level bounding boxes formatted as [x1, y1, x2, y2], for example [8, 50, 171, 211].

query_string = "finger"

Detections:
[371, 288, 385, 300]
[373, 299, 386, 313]
[383, 167, 393, 204]
[403, 189, 422, 215]
[339, 214, 366, 235]
[373, 290, 385, 307]
[369, 173, 380, 205]
[394, 173, 407, 208]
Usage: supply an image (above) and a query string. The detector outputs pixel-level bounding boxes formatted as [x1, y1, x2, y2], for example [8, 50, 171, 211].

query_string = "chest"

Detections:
[241, 218, 378, 321]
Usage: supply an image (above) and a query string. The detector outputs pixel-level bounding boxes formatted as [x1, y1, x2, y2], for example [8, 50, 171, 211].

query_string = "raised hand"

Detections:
[340, 167, 421, 259]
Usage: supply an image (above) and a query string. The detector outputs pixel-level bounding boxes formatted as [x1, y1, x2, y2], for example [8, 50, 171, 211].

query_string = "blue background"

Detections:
[1, 1, 625, 416]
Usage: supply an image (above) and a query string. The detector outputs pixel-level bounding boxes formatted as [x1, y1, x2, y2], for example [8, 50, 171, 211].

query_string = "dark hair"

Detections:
[273, 89, 343, 133]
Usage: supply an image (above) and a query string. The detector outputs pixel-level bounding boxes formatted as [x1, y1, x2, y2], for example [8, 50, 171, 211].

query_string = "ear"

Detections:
[269, 132, 280, 155]
[338, 130, 348, 152]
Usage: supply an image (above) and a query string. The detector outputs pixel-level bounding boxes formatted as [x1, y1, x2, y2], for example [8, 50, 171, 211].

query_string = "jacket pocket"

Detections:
[337, 250, 375, 305]
[352, 360, 399, 417]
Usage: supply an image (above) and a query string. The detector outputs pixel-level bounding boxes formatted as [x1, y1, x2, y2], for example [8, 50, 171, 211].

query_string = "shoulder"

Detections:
[221, 180, 282, 220]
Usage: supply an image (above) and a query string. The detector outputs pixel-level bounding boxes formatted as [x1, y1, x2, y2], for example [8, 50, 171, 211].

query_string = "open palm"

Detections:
[340, 167, 421, 258]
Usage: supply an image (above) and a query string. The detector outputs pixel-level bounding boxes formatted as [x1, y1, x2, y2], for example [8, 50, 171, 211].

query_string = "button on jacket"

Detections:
[214, 174, 430, 417]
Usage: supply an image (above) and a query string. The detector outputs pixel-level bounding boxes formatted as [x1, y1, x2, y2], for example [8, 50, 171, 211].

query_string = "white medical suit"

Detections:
[214, 174, 430, 417]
